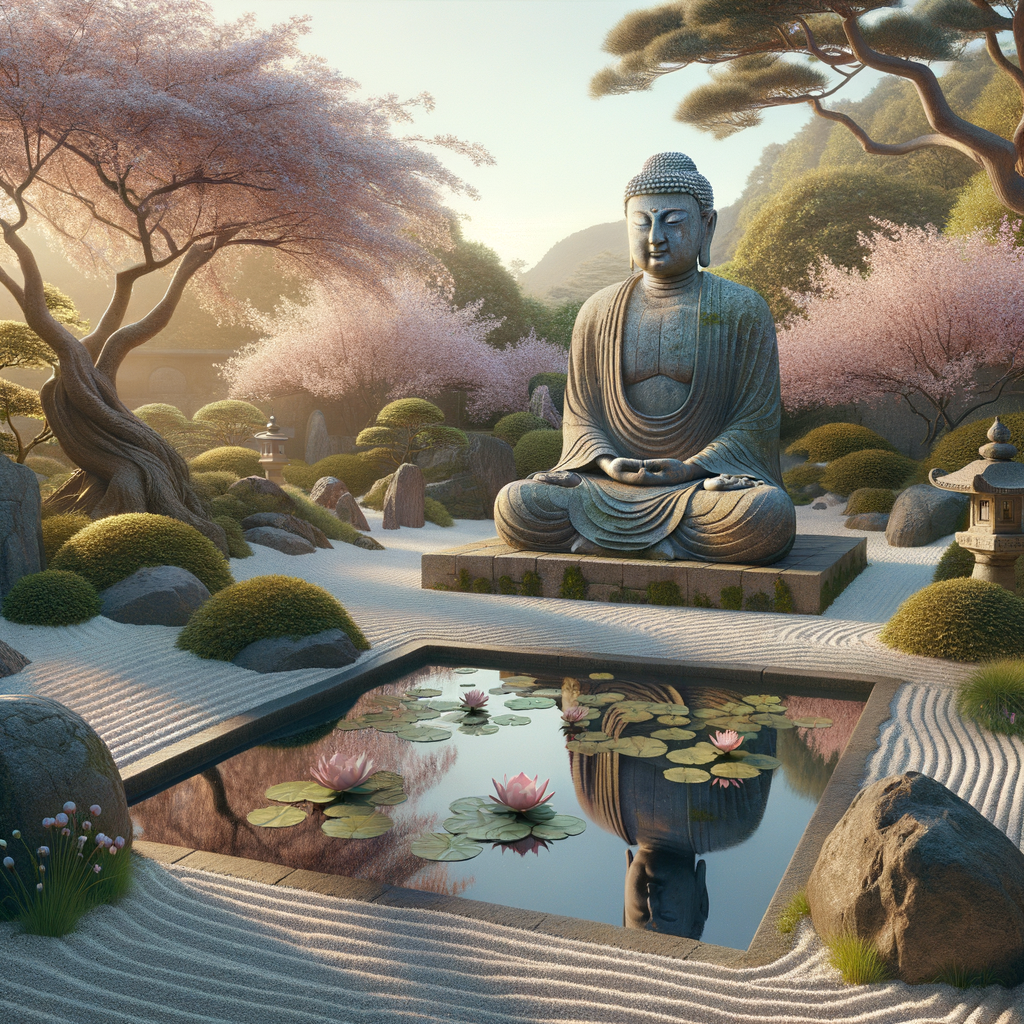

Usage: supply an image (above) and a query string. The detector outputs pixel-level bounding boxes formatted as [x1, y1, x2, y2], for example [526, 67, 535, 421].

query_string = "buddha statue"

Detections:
[495, 153, 796, 563]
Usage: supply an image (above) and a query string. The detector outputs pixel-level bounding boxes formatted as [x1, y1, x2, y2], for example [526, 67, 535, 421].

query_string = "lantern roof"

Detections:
[254, 415, 287, 440]
[929, 417, 1024, 495]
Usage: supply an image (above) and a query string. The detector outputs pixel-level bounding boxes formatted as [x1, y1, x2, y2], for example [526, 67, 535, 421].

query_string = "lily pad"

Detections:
[693, 707, 729, 719]
[466, 819, 532, 842]
[644, 703, 689, 716]
[491, 714, 531, 727]
[663, 767, 711, 784]
[651, 727, 697, 740]
[370, 695, 405, 707]
[369, 788, 408, 805]
[656, 714, 692, 726]
[529, 825, 569, 840]
[372, 721, 412, 733]
[334, 718, 370, 731]
[666, 742, 719, 765]
[530, 688, 564, 698]
[749, 713, 794, 729]
[706, 717, 760, 732]
[321, 814, 394, 839]
[448, 796, 488, 814]
[444, 809, 503, 834]
[523, 804, 557, 822]
[411, 832, 482, 861]
[405, 687, 443, 698]
[741, 694, 775, 706]
[791, 716, 834, 728]
[361, 711, 401, 723]
[454, 667, 479, 674]
[426, 700, 462, 712]
[589, 672, 615, 680]
[536, 814, 585, 835]
[711, 762, 761, 779]
[610, 736, 668, 758]
[733, 753, 782, 770]
[565, 738, 617, 755]
[247, 806, 307, 828]
[460, 723, 499, 736]
[322, 802, 377, 818]
[395, 725, 452, 742]
[575, 693, 625, 706]
[407, 707, 441, 721]
[501, 675, 535, 685]
[576, 731, 609, 741]
[349, 771, 404, 793]
[614, 708, 654, 723]
[504, 697, 556, 710]
[489, 687, 521, 695]
[264, 781, 338, 804]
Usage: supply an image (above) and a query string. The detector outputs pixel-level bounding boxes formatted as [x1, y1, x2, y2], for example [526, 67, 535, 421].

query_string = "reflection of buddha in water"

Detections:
[568, 680, 774, 939]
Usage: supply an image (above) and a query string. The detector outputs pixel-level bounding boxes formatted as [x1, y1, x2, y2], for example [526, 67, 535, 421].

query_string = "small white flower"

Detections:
[37, 846, 49, 858]
[92, 864, 101, 874]
[41, 817, 55, 829]
[89, 805, 101, 817]
[36, 883, 42, 892]
[38, 865, 45, 876]
[11, 830, 20, 839]
[113, 836, 125, 850]
[108, 847, 117, 856]
[2, 857, 13, 870]
[0, 839, 6, 849]
[54, 814, 68, 827]
[82, 821, 91, 832]
[60, 828, 70, 837]
[62, 801, 76, 814]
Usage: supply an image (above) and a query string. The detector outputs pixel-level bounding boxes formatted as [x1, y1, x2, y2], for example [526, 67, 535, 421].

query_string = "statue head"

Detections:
[624, 152, 717, 273]
[624, 844, 710, 938]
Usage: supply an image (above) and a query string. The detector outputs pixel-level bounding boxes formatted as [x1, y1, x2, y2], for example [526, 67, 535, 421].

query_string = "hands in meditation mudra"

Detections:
[494, 152, 795, 563]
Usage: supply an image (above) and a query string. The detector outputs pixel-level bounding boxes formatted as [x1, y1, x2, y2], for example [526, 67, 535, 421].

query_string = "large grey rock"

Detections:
[227, 475, 294, 513]
[418, 434, 516, 519]
[844, 512, 889, 531]
[0, 695, 132, 890]
[335, 492, 371, 532]
[240, 512, 331, 549]
[100, 565, 210, 626]
[243, 525, 316, 555]
[529, 384, 562, 429]
[886, 484, 968, 548]
[304, 410, 332, 466]
[231, 628, 360, 673]
[0, 640, 29, 677]
[807, 771, 1024, 985]
[383, 463, 425, 529]
[0, 456, 45, 599]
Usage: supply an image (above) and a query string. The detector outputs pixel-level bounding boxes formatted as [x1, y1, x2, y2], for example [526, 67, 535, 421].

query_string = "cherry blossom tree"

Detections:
[0, 0, 488, 546]
[778, 222, 1024, 445]
[222, 276, 567, 427]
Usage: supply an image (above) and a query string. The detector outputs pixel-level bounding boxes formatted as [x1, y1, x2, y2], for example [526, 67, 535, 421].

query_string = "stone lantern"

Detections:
[254, 415, 289, 485]
[928, 417, 1024, 592]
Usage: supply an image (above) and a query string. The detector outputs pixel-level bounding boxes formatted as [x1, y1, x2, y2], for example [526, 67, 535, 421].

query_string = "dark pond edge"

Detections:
[123, 642, 900, 968]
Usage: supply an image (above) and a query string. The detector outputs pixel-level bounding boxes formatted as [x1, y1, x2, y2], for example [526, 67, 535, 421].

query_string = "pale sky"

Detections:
[206, 0, 882, 269]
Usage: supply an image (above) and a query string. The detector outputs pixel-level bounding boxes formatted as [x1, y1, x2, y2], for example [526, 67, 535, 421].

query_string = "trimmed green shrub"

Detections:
[879, 578, 1024, 661]
[514, 430, 563, 477]
[133, 403, 188, 435]
[933, 541, 975, 582]
[361, 473, 394, 511]
[281, 484, 363, 546]
[25, 456, 68, 478]
[51, 513, 233, 593]
[282, 460, 317, 490]
[786, 423, 897, 462]
[774, 578, 794, 613]
[176, 575, 369, 661]
[213, 515, 253, 559]
[493, 412, 551, 448]
[188, 446, 264, 479]
[720, 585, 743, 610]
[844, 488, 896, 516]
[956, 659, 1024, 737]
[821, 449, 917, 496]
[40, 512, 92, 562]
[528, 372, 567, 414]
[926, 412, 1024, 475]
[520, 571, 541, 597]
[424, 496, 454, 527]
[783, 463, 825, 504]
[357, 398, 466, 470]
[190, 471, 239, 500]
[308, 454, 378, 498]
[189, 400, 266, 448]
[0, 433, 17, 457]
[2, 570, 100, 626]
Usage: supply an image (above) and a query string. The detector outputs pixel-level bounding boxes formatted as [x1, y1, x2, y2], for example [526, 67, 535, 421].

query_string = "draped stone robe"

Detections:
[494, 272, 796, 563]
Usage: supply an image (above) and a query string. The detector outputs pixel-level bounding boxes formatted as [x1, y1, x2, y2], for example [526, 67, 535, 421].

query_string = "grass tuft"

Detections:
[956, 659, 1024, 737]
[826, 933, 893, 985]
[777, 889, 810, 935]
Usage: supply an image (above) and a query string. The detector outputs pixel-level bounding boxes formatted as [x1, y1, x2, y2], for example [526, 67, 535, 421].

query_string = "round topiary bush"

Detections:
[2, 570, 100, 626]
[190, 470, 240, 500]
[785, 423, 897, 462]
[176, 575, 369, 662]
[844, 488, 897, 515]
[424, 496, 454, 527]
[926, 412, 1024, 475]
[879, 578, 1024, 661]
[308, 454, 377, 498]
[282, 460, 317, 490]
[51, 513, 233, 593]
[40, 512, 93, 562]
[514, 430, 564, 478]
[932, 541, 1024, 590]
[782, 463, 825, 504]
[188, 446, 264, 479]
[821, 449, 917, 496]
[493, 412, 552, 449]
[528, 372, 567, 414]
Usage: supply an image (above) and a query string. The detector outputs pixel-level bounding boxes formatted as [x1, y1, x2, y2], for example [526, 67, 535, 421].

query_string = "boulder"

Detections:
[383, 463, 425, 529]
[529, 384, 563, 429]
[100, 565, 211, 626]
[807, 771, 1024, 985]
[227, 475, 294, 513]
[304, 409, 332, 466]
[886, 484, 968, 548]
[240, 512, 331, 549]
[243, 526, 316, 555]
[335, 492, 371, 532]
[0, 695, 132, 891]
[310, 476, 348, 510]
[352, 533, 385, 551]
[231, 628, 360, 673]
[0, 640, 29, 677]
[0, 455, 45, 599]
[418, 433, 516, 519]
[844, 512, 889, 531]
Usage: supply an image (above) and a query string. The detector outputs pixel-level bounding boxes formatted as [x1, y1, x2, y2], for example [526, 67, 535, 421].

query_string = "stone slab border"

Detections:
[123, 641, 898, 968]
[421, 535, 868, 615]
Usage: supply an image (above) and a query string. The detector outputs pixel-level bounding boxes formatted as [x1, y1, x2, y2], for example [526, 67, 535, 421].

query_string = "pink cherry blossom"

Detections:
[710, 730, 743, 753]
[310, 752, 375, 793]
[490, 773, 554, 812]
[460, 690, 489, 710]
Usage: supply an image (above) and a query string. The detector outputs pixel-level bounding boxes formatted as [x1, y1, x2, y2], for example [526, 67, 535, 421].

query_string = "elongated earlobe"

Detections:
[699, 210, 718, 268]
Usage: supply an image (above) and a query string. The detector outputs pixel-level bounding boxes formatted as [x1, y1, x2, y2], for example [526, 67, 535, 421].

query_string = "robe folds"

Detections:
[494, 272, 796, 563]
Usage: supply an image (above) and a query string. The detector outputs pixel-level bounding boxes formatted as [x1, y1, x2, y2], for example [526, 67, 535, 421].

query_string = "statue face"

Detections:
[625, 845, 709, 938]
[627, 192, 716, 275]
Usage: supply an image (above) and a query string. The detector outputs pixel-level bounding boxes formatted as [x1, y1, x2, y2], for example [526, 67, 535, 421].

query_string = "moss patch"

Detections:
[2, 570, 100, 626]
[188, 446, 264, 478]
[424, 497, 454, 527]
[560, 565, 587, 600]
[844, 488, 896, 515]
[647, 580, 684, 606]
[40, 512, 92, 562]
[213, 516, 253, 559]
[786, 423, 897, 462]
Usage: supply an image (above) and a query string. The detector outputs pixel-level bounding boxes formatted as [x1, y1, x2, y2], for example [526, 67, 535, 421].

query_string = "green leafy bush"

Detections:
[514, 430, 563, 477]
[2, 570, 100, 625]
[213, 515, 253, 559]
[189, 400, 266, 448]
[188, 446, 264, 479]
[308, 454, 378, 497]
[926, 412, 1024, 475]
[786, 423, 897, 463]
[879, 578, 1024, 661]
[494, 412, 552, 449]
[560, 565, 587, 599]
[424, 497, 454, 527]
[24, 456, 67, 478]
[647, 580, 684, 606]
[51, 513, 233, 593]
[176, 575, 369, 661]
[956, 659, 1024, 737]
[189, 470, 239, 500]
[821, 450, 917, 496]
[528, 372, 567, 414]
[40, 512, 92, 562]
[844, 488, 896, 516]
[932, 541, 1024, 590]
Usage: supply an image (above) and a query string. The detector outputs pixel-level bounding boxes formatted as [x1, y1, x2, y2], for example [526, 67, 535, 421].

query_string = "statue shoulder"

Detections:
[704, 272, 773, 325]
[576, 276, 637, 322]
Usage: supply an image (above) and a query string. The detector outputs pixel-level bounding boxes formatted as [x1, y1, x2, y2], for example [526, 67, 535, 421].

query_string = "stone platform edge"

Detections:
[421, 535, 867, 616]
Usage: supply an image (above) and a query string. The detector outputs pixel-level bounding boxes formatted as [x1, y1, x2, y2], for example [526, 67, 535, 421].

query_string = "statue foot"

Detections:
[570, 534, 604, 555]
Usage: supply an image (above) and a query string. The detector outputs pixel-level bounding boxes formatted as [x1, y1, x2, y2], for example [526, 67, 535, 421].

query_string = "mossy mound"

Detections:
[493, 412, 552, 449]
[176, 575, 369, 662]
[40, 512, 93, 562]
[51, 513, 233, 593]
[424, 496, 454, 527]
[821, 449, 917, 496]
[782, 463, 825, 504]
[213, 515, 253, 559]
[844, 488, 897, 515]
[926, 412, 1024, 475]
[307, 454, 377, 498]
[282, 460, 316, 490]
[281, 484, 362, 545]
[528, 372, 567, 414]
[514, 430, 563, 478]
[190, 470, 240, 500]
[879, 578, 1024, 661]
[785, 422, 897, 462]
[361, 473, 394, 511]
[932, 541, 1024, 590]
[188, 446, 264, 478]
[1, 570, 100, 626]
[25, 456, 68, 478]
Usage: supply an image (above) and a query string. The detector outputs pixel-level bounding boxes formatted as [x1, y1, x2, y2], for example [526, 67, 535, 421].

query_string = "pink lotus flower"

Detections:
[460, 689, 489, 710]
[712, 777, 743, 789]
[710, 730, 743, 753]
[494, 836, 551, 857]
[310, 752, 375, 793]
[490, 773, 554, 812]
[561, 705, 588, 724]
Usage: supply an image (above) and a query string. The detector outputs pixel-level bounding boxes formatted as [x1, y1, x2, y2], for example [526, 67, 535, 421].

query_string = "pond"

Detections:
[131, 665, 865, 950]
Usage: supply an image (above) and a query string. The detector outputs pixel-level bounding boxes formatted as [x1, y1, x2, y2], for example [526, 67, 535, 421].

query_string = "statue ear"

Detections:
[699, 210, 718, 268]
[695, 858, 710, 921]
